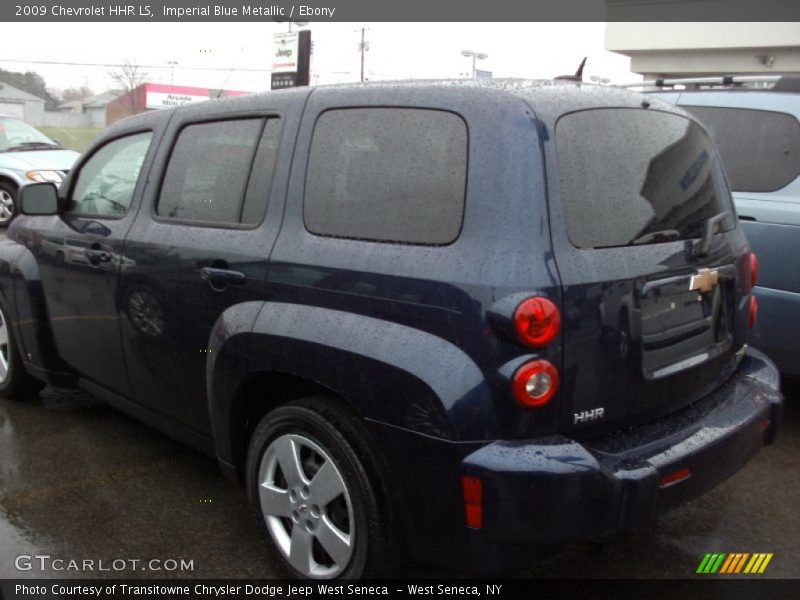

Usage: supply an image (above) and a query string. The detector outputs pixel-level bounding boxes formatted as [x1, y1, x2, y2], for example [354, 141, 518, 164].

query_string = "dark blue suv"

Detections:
[0, 80, 783, 578]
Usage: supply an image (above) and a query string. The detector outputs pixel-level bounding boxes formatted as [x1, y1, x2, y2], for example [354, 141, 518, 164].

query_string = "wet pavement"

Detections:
[0, 382, 798, 580]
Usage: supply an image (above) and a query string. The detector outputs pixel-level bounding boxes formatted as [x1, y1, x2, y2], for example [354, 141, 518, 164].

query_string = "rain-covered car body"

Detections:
[0, 80, 783, 574]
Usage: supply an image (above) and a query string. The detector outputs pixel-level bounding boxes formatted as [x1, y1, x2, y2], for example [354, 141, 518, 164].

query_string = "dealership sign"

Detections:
[273, 32, 300, 73]
[271, 30, 311, 89]
[142, 84, 250, 110]
[146, 91, 209, 109]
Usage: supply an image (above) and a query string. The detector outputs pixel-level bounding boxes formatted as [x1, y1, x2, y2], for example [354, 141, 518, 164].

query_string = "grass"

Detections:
[37, 126, 103, 153]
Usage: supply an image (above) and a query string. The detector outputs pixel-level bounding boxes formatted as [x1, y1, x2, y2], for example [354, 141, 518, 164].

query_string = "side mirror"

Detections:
[19, 183, 59, 216]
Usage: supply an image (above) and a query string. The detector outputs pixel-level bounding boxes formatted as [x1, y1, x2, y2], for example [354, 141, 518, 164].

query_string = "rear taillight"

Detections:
[749, 295, 758, 329]
[750, 253, 759, 288]
[743, 252, 759, 294]
[513, 297, 560, 347]
[461, 475, 483, 529]
[512, 359, 559, 407]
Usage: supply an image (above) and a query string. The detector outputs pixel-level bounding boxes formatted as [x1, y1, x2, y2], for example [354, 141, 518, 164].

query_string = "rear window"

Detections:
[304, 108, 467, 245]
[556, 108, 734, 249]
[682, 106, 800, 193]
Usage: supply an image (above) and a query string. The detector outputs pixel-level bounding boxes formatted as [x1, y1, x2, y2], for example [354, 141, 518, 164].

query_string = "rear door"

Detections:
[118, 94, 304, 435]
[547, 107, 752, 436]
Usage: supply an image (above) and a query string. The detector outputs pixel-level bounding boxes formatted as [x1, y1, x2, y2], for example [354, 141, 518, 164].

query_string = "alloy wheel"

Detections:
[0, 307, 11, 383]
[258, 433, 354, 578]
[0, 190, 15, 224]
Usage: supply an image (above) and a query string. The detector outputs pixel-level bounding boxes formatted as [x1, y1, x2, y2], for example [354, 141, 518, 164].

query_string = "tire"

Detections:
[246, 397, 396, 579]
[0, 303, 46, 398]
[0, 182, 18, 228]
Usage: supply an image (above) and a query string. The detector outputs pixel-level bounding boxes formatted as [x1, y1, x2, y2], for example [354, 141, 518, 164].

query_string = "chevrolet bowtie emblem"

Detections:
[690, 268, 720, 293]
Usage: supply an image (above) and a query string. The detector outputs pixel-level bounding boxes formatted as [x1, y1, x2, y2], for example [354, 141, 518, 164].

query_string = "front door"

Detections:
[31, 129, 156, 396]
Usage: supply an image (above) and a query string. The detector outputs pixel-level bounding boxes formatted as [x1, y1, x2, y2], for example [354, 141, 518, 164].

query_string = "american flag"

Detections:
[475, 69, 493, 79]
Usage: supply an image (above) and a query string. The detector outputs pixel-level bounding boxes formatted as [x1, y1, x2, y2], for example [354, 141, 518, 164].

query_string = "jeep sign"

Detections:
[271, 30, 311, 89]
[272, 32, 299, 74]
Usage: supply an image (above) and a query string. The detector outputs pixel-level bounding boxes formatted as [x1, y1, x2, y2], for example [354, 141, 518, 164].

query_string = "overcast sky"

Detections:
[1, 22, 638, 94]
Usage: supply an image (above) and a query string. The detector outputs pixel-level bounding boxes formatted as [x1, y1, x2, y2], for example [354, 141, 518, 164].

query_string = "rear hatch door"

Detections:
[549, 107, 750, 436]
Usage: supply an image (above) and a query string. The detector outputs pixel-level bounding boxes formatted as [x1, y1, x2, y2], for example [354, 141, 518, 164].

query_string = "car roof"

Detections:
[165, 78, 689, 124]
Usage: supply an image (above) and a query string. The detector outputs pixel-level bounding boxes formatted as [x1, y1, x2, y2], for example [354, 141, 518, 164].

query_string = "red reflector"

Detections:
[750, 253, 759, 288]
[514, 297, 561, 347]
[759, 417, 770, 433]
[461, 475, 483, 529]
[749, 295, 758, 329]
[659, 467, 691, 488]
[512, 359, 559, 408]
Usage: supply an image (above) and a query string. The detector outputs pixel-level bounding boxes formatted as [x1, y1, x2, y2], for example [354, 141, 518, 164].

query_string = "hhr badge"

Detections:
[574, 408, 605, 424]
[690, 268, 720, 293]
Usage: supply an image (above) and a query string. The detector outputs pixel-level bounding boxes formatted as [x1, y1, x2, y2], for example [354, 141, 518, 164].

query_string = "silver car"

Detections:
[0, 115, 80, 226]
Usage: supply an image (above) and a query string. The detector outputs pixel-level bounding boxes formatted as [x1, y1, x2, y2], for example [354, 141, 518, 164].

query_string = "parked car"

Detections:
[0, 115, 80, 226]
[648, 76, 800, 378]
[0, 80, 783, 579]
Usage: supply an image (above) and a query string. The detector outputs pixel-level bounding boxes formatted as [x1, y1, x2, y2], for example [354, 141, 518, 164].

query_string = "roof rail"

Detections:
[620, 75, 800, 92]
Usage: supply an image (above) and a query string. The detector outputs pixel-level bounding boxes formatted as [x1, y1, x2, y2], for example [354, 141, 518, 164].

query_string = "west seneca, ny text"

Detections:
[15, 584, 504, 597]
[15, 4, 336, 18]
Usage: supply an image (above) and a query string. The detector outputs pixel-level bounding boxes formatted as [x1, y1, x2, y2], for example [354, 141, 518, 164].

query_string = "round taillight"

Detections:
[750, 253, 759, 288]
[514, 297, 561, 347]
[512, 360, 559, 408]
[749, 295, 758, 329]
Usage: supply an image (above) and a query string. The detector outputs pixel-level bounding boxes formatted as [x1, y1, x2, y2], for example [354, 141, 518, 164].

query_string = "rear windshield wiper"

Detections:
[693, 211, 731, 258]
[632, 229, 680, 245]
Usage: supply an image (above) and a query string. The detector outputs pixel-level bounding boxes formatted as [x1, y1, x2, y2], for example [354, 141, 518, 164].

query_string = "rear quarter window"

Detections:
[303, 108, 467, 245]
[556, 108, 734, 249]
[682, 105, 800, 193]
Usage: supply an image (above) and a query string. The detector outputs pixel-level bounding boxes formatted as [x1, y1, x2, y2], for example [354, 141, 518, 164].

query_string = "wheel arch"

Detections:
[0, 174, 21, 190]
[0, 246, 73, 383]
[207, 301, 496, 475]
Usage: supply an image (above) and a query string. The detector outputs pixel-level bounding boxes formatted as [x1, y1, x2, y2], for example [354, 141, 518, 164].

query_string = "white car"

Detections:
[0, 115, 80, 226]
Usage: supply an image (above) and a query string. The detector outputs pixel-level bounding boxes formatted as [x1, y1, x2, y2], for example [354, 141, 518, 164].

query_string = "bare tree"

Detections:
[109, 59, 147, 115]
[60, 86, 94, 102]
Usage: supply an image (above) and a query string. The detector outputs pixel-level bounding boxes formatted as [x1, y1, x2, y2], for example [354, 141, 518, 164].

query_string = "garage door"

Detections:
[0, 102, 25, 120]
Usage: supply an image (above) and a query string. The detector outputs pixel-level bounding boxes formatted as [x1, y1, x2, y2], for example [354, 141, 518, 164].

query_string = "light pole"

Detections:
[461, 50, 487, 78]
[356, 27, 370, 82]
[167, 60, 178, 84]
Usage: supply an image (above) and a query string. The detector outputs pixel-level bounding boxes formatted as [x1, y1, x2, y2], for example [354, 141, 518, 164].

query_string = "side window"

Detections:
[157, 118, 281, 225]
[69, 132, 153, 217]
[304, 108, 468, 245]
[683, 106, 800, 193]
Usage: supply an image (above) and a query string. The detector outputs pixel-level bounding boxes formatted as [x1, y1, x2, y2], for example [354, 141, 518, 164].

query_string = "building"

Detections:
[107, 83, 251, 124]
[0, 81, 45, 125]
[606, 21, 800, 79]
[56, 91, 120, 128]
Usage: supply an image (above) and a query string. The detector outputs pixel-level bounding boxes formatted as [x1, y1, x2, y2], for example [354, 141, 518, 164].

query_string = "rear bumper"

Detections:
[462, 347, 782, 550]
